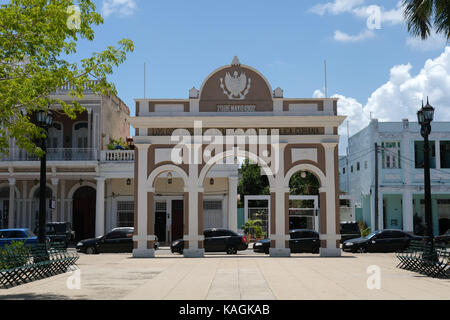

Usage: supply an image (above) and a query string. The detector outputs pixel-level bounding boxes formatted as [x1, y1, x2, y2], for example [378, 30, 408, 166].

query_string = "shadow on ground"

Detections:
[0, 293, 74, 300]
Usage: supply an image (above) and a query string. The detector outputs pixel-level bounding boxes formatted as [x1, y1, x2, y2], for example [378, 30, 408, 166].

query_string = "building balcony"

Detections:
[101, 150, 135, 162]
[0, 148, 98, 162]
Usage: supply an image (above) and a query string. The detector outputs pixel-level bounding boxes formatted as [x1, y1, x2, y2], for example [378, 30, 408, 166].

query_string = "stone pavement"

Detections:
[0, 249, 448, 300]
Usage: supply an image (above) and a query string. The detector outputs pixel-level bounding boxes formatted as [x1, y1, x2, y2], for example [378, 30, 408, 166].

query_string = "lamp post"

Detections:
[36, 110, 53, 244]
[417, 98, 434, 244]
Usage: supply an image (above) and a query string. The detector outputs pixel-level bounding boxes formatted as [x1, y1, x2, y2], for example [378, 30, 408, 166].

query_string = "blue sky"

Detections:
[79, 0, 446, 103]
[3, 0, 450, 153]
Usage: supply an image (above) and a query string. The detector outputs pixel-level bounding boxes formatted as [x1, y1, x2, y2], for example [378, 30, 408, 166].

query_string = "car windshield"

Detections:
[47, 224, 68, 233]
[25, 230, 36, 237]
[364, 231, 379, 239]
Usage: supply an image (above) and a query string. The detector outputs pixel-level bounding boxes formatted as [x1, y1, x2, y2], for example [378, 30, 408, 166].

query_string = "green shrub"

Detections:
[357, 221, 371, 237]
[242, 219, 262, 238]
[0, 241, 31, 269]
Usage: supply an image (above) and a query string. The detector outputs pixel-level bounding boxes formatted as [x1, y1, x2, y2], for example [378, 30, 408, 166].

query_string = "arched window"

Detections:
[48, 122, 63, 149]
[73, 122, 88, 149]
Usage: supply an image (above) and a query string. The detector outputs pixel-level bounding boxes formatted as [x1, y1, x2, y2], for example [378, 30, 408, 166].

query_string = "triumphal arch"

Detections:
[130, 57, 345, 258]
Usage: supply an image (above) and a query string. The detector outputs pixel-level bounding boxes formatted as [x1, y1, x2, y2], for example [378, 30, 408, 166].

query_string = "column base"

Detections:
[183, 248, 205, 258]
[320, 248, 342, 257]
[269, 248, 291, 257]
[132, 248, 156, 258]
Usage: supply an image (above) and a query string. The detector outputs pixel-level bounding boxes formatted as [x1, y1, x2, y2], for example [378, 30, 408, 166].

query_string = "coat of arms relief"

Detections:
[220, 71, 252, 100]
[220, 57, 251, 100]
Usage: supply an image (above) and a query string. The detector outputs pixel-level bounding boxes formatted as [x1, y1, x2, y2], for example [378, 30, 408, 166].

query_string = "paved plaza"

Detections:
[0, 248, 448, 300]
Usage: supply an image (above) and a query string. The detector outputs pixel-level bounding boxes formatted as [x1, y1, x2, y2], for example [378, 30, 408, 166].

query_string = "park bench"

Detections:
[0, 242, 79, 289]
[396, 240, 449, 279]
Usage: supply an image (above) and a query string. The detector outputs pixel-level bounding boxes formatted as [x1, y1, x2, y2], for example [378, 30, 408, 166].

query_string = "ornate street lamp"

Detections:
[36, 110, 53, 244]
[417, 98, 434, 245]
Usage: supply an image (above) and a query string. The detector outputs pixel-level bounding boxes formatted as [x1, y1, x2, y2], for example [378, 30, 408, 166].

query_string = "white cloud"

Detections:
[352, 2, 404, 26]
[406, 32, 449, 52]
[311, 1, 405, 43]
[317, 46, 450, 153]
[102, 0, 137, 18]
[310, 0, 364, 16]
[334, 29, 375, 42]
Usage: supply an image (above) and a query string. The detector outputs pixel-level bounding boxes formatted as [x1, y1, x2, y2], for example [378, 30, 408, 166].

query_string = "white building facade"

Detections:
[340, 119, 450, 236]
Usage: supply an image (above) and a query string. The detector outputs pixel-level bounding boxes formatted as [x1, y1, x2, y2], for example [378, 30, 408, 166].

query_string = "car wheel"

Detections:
[264, 248, 270, 255]
[312, 247, 320, 254]
[86, 247, 96, 255]
[226, 246, 237, 255]
[357, 247, 366, 253]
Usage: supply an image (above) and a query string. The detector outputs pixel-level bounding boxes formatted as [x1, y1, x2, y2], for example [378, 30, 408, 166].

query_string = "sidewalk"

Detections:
[0, 251, 448, 300]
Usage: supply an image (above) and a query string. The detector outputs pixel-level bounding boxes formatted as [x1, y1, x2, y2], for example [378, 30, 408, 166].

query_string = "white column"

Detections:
[22, 181, 27, 227]
[402, 192, 413, 233]
[270, 143, 290, 257]
[320, 143, 341, 257]
[95, 177, 105, 237]
[133, 144, 155, 258]
[87, 108, 92, 149]
[8, 178, 15, 228]
[227, 176, 238, 232]
[105, 180, 112, 231]
[60, 180, 65, 222]
[51, 178, 58, 222]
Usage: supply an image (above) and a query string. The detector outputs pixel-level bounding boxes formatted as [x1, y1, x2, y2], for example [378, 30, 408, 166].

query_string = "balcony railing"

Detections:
[0, 148, 98, 161]
[101, 150, 135, 162]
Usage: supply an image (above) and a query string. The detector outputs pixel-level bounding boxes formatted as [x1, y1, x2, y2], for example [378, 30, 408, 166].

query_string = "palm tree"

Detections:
[403, 0, 450, 40]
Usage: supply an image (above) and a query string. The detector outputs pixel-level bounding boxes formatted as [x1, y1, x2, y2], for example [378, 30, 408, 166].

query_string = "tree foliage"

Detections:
[238, 159, 270, 199]
[403, 0, 450, 40]
[289, 171, 320, 196]
[0, 0, 134, 156]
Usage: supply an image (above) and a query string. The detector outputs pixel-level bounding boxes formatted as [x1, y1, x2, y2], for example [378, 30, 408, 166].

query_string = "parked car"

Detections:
[342, 229, 422, 253]
[253, 229, 320, 254]
[34, 222, 75, 248]
[340, 222, 361, 243]
[0, 228, 39, 248]
[435, 229, 449, 246]
[171, 228, 248, 254]
[76, 227, 159, 254]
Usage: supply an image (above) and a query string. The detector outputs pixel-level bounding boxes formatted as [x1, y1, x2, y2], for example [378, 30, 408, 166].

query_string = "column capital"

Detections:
[135, 143, 151, 151]
[95, 177, 106, 182]
[185, 187, 204, 193]
[8, 178, 16, 186]
[51, 178, 59, 186]
[322, 142, 338, 150]
[86, 107, 92, 114]
[228, 176, 239, 182]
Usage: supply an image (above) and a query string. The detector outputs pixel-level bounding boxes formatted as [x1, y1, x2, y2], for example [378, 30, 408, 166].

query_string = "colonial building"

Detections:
[131, 57, 345, 258]
[339, 119, 450, 236]
[0, 82, 241, 245]
[0, 82, 135, 241]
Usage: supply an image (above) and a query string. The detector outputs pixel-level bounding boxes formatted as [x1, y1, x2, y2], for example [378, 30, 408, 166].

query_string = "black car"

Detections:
[253, 229, 320, 254]
[171, 228, 248, 254]
[35, 222, 75, 248]
[435, 229, 450, 246]
[342, 229, 422, 253]
[340, 222, 361, 243]
[76, 227, 159, 254]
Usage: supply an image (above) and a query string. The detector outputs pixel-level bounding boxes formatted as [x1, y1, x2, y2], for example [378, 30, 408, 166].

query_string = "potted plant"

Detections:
[242, 219, 263, 242]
